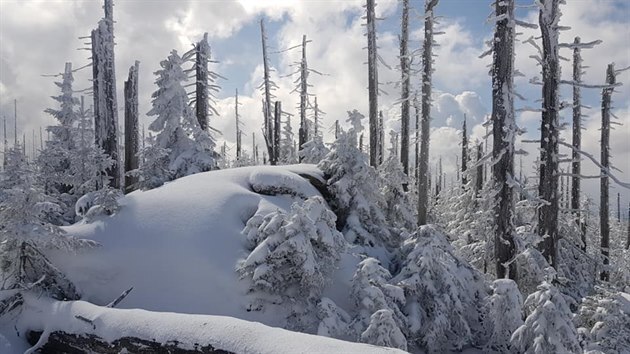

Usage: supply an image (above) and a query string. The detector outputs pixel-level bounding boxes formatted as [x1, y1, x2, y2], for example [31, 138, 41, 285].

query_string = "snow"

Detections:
[44, 166, 324, 323]
[16, 295, 406, 354]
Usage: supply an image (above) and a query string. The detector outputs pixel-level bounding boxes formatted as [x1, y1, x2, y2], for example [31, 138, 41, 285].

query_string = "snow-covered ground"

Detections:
[1, 165, 383, 352]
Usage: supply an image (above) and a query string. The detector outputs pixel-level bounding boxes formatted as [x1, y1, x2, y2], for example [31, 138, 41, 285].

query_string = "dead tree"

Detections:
[626, 202, 630, 250]
[378, 110, 384, 164]
[461, 115, 468, 186]
[124, 61, 140, 194]
[414, 93, 420, 183]
[260, 19, 276, 165]
[195, 34, 210, 131]
[617, 192, 621, 222]
[298, 35, 309, 159]
[400, 0, 411, 182]
[600, 63, 614, 281]
[417, 0, 439, 226]
[274, 101, 282, 163]
[475, 142, 483, 197]
[91, 0, 120, 189]
[235, 89, 242, 160]
[537, 0, 562, 268]
[366, 0, 379, 167]
[492, 0, 517, 280]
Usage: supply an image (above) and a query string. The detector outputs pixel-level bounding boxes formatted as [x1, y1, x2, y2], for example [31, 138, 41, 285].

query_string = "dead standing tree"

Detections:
[124, 61, 140, 193]
[400, 0, 411, 186]
[260, 19, 278, 165]
[600, 63, 615, 281]
[366, 0, 380, 167]
[417, 0, 439, 226]
[91, 0, 120, 189]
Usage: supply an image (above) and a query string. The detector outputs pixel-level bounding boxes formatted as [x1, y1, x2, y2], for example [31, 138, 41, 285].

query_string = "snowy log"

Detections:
[20, 297, 405, 354]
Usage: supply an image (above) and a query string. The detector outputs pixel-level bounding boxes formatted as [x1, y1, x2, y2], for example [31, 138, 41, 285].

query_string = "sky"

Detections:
[0, 0, 629, 209]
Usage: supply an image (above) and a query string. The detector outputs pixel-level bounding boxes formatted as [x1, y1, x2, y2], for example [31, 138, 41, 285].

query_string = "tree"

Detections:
[366, 0, 379, 167]
[417, 0, 440, 226]
[124, 61, 140, 194]
[91, 0, 120, 189]
[260, 19, 277, 165]
[537, 0, 562, 268]
[392, 225, 487, 352]
[511, 281, 581, 354]
[235, 89, 243, 162]
[279, 114, 297, 164]
[461, 115, 468, 186]
[379, 131, 415, 231]
[600, 63, 615, 281]
[360, 310, 407, 351]
[318, 110, 395, 249]
[238, 196, 345, 328]
[399, 0, 411, 183]
[491, 0, 518, 280]
[146, 50, 217, 186]
[483, 279, 524, 353]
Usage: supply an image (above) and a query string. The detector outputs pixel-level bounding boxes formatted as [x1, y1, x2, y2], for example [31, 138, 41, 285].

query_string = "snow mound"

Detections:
[48, 165, 352, 330]
[20, 296, 406, 354]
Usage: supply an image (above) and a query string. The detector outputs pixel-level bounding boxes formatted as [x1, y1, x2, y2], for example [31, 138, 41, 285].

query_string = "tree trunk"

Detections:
[626, 202, 629, 250]
[195, 33, 210, 132]
[298, 35, 308, 161]
[124, 61, 140, 194]
[414, 93, 420, 184]
[475, 142, 483, 197]
[274, 101, 281, 163]
[378, 110, 384, 165]
[366, 0, 379, 167]
[492, 0, 517, 281]
[417, 0, 439, 226]
[92, 0, 120, 189]
[461, 115, 468, 186]
[235, 89, 241, 160]
[600, 63, 614, 281]
[537, 0, 561, 268]
[400, 0, 410, 186]
[260, 19, 275, 165]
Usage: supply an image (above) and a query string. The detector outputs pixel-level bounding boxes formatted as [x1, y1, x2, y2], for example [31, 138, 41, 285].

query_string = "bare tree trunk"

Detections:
[92, 0, 120, 189]
[235, 89, 241, 160]
[492, 0, 517, 281]
[298, 35, 308, 161]
[414, 93, 420, 184]
[475, 142, 483, 197]
[378, 110, 384, 165]
[617, 192, 621, 222]
[537, 0, 561, 268]
[626, 202, 629, 250]
[600, 63, 614, 281]
[334, 120, 340, 140]
[195, 33, 210, 132]
[461, 115, 468, 186]
[260, 19, 275, 165]
[366, 0, 379, 167]
[124, 61, 139, 194]
[400, 0, 411, 186]
[417, 0, 439, 226]
[274, 101, 281, 163]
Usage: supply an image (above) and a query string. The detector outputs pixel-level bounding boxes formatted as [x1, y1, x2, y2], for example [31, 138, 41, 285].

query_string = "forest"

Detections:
[0, 0, 629, 353]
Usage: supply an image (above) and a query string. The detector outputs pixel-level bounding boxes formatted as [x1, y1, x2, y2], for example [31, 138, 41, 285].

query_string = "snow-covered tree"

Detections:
[0, 144, 82, 301]
[146, 50, 217, 187]
[392, 225, 488, 352]
[482, 279, 524, 353]
[279, 115, 297, 164]
[316, 297, 352, 340]
[238, 196, 345, 327]
[379, 131, 415, 231]
[350, 257, 406, 345]
[298, 135, 328, 164]
[360, 309, 407, 351]
[575, 287, 630, 353]
[318, 111, 395, 249]
[511, 281, 581, 354]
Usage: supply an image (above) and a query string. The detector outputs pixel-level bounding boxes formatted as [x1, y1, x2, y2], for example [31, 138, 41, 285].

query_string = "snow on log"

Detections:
[20, 296, 406, 354]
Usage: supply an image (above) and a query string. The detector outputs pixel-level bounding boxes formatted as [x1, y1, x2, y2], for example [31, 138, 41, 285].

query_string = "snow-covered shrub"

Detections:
[145, 50, 217, 187]
[75, 187, 123, 221]
[360, 309, 407, 351]
[238, 196, 345, 320]
[316, 297, 352, 340]
[482, 279, 524, 353]
[318, 110, 395, 249]
[134, 143, 171, 190]
[515, 246, 551, 298]
[350, 258, 406, 340]
[299, 135, 329, 164]
[575, 287, 630, 353]
[392, 225, 489, 353]
[511, 281, 581, 354]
